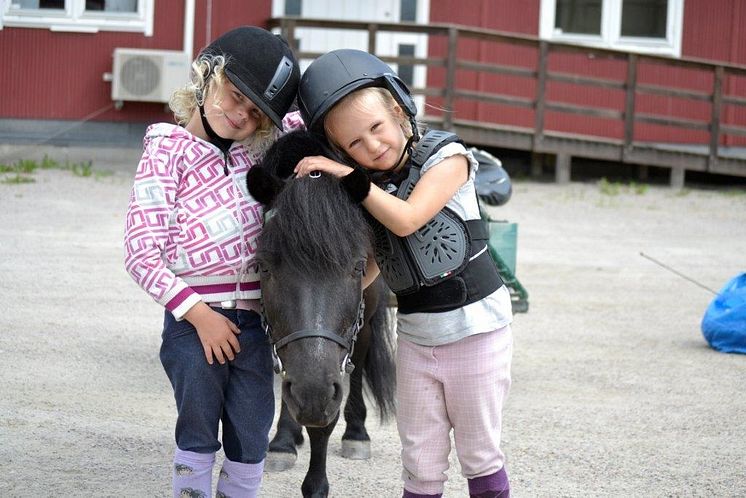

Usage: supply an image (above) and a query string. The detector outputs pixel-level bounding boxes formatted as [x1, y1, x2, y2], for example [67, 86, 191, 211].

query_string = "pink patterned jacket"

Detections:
[124, 112, 303, 319]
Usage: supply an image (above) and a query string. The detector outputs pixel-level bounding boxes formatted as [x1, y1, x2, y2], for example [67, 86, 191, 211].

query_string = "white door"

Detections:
[272, 0, 430, 115]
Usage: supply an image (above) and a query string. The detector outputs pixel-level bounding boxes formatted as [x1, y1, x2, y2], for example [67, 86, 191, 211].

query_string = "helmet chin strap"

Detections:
[397, 135, 415, 170]
[199, 104, 234, 156]
[370, 135, 415, 186]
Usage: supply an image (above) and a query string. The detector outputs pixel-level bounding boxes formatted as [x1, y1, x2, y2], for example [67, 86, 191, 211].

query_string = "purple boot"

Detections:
[468, 467, 510, 498]
[402, 490, 442, 498]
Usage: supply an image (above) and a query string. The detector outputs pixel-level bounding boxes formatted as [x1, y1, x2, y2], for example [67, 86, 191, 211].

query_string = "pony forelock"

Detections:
[259, 174, 372, 275]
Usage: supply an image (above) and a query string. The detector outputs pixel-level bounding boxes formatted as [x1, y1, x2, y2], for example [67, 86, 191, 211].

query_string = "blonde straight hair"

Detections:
[323, 87, 419, 164]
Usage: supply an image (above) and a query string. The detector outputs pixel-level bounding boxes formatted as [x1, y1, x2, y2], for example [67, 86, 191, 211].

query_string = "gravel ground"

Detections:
[1, 167, 745, 497]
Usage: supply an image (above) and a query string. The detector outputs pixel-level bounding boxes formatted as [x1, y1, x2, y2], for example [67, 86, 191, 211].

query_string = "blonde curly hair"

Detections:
[169, 54, 275, 151]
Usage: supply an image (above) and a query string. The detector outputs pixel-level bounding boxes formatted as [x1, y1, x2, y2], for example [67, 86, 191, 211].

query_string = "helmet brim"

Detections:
[225, 68, 285, 131]
[298, 49, 417, 133]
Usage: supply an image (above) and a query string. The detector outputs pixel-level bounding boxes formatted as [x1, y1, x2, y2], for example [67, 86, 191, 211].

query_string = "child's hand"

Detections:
[184, 302, 241, 365]
[295, 156, 353, 178]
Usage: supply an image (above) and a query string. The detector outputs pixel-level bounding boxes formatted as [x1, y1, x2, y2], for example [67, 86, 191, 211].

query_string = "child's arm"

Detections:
[295, 154, 469, 237]
[363, 155, 468, 236]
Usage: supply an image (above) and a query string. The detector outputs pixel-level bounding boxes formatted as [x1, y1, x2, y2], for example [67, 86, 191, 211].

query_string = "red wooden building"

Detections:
[424, 0, 746, 147]
[0, 2, 270, 145]
[1, 0, 744, 183]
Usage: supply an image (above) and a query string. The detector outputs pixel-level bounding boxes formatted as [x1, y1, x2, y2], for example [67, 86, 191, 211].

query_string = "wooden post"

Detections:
[623, 53, 638, 161]
[709, 66, 724, 172]
[533, 41, 549, 149]
[531, 152, 544, 177]
[443, 27, 458, 131]
[555, 153, 571, 184]
[279, 19, 297, 52]
[638, 165, 649, 182]
[368, 23, 378, 55]
[670, 167, 685, 189]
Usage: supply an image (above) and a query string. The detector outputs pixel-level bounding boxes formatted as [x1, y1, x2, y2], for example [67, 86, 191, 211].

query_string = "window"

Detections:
[1, 0, 154, 35]
[540, 0, 683, 57]
[400, 0, 417, 22]
[285, 0, 301, 16]
[397, 44, 415, 86]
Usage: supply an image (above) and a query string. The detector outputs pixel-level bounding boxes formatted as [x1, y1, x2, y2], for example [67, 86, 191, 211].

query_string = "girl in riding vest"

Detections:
[124, 27, 302, 497]
[294, 49, 514, 498]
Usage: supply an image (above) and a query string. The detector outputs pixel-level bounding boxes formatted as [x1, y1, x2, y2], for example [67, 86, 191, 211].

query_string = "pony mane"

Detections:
[258, 173, 372, 275]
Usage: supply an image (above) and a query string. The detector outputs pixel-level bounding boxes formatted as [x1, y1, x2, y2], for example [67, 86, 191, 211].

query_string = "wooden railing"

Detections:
[269, 17, 746, 183]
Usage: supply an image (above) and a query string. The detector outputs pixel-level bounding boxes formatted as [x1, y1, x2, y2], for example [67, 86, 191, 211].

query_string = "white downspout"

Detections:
[183, 0, 196, 57]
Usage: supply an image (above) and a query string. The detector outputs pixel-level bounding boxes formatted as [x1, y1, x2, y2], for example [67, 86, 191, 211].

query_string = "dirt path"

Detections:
[1, 169, 744, 497]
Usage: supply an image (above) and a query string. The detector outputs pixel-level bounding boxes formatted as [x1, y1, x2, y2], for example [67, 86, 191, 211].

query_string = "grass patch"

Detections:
[598, 178, 621, 196]
[598, 177, 650, 196]
[0, 155, 106, 184]
[723, 188, 746, 197]
[1, 173, 36, 184]
[71, 160, 93, 177]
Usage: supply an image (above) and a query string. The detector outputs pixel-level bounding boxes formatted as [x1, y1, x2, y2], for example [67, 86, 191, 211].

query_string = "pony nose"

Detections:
[285, 379, 343, 406]
[283, 378, 344, 427]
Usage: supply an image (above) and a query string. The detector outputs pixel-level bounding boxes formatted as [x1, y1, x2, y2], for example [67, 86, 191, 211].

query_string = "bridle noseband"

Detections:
[261, 297, 365, 377]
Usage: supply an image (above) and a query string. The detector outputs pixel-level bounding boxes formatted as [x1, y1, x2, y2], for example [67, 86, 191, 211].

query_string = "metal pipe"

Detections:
[183, 0, 195, 58]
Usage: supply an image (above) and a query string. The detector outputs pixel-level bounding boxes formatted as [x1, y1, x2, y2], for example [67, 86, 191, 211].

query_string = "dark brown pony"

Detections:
[248, 130, 396, 497]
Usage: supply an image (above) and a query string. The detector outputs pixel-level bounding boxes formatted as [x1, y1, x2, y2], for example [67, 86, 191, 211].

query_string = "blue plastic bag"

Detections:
[701, 272, 746, 354]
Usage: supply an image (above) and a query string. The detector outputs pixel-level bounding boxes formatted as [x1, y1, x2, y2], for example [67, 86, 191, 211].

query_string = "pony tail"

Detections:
[362, 277, 397, 422]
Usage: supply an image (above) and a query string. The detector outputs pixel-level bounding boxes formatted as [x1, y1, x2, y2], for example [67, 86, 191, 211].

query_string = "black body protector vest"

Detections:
[370, 130, 504, 314]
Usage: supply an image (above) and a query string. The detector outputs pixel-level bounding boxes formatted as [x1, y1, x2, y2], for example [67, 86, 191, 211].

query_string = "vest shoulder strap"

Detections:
[409, 130, 462, 169]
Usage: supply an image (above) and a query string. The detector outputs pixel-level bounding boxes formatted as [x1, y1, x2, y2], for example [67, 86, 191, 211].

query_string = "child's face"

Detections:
[204, 78, 265, 141]
[326, 92, 408, 171]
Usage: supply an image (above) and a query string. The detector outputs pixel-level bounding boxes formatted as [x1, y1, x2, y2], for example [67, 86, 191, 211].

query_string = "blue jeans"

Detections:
[159, 308, 274, 464]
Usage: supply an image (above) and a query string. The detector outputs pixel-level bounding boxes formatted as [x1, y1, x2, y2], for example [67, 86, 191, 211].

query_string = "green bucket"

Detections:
[487, 220, 518, 276]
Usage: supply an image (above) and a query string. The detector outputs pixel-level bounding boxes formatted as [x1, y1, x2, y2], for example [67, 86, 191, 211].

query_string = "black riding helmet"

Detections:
[298, 49, 419, 140]
[202, 26, 300, 130]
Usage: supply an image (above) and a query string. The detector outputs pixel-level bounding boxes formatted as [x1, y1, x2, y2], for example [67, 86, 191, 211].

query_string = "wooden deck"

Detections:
[270, 17, 746, 187]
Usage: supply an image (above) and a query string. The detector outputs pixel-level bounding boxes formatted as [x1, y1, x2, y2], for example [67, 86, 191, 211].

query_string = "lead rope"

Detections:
[342, 297, 366, 374]
[260, 299, 285, 375]
[0, 103, 114, 163]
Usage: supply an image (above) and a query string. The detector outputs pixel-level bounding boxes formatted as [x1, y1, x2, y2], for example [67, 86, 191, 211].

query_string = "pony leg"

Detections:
[266, 399, 304, 472]
[341, 360, 371, 459]
[342, 278, 396, 460]
[302, 416, 338, 498]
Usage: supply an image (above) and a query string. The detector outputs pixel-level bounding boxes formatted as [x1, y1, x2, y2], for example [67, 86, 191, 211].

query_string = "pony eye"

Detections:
[257, 261, 271, 276]
[354, 260, 366, 277]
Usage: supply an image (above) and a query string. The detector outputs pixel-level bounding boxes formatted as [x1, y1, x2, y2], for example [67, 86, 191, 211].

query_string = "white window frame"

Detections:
[539, 0, 684, 58]
[0, 0, 155, 36]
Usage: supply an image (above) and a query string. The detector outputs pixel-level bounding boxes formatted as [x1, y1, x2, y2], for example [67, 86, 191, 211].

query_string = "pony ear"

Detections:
[247, 166, 283, 207]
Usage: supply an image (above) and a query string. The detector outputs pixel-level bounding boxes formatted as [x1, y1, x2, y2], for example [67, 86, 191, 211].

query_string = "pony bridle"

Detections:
[261, 297, 365, 377]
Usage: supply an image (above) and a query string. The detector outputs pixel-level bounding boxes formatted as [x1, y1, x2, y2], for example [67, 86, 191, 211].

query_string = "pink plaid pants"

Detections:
[396, 326, 513, 495]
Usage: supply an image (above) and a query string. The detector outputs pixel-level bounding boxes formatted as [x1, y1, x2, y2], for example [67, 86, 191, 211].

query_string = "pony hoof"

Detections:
[340, 440, 371, 460]
[264, 451, 297, 472]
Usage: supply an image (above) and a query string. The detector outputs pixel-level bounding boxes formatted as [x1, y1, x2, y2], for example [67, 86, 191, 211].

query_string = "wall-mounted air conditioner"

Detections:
[111, 48, 191, 103]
